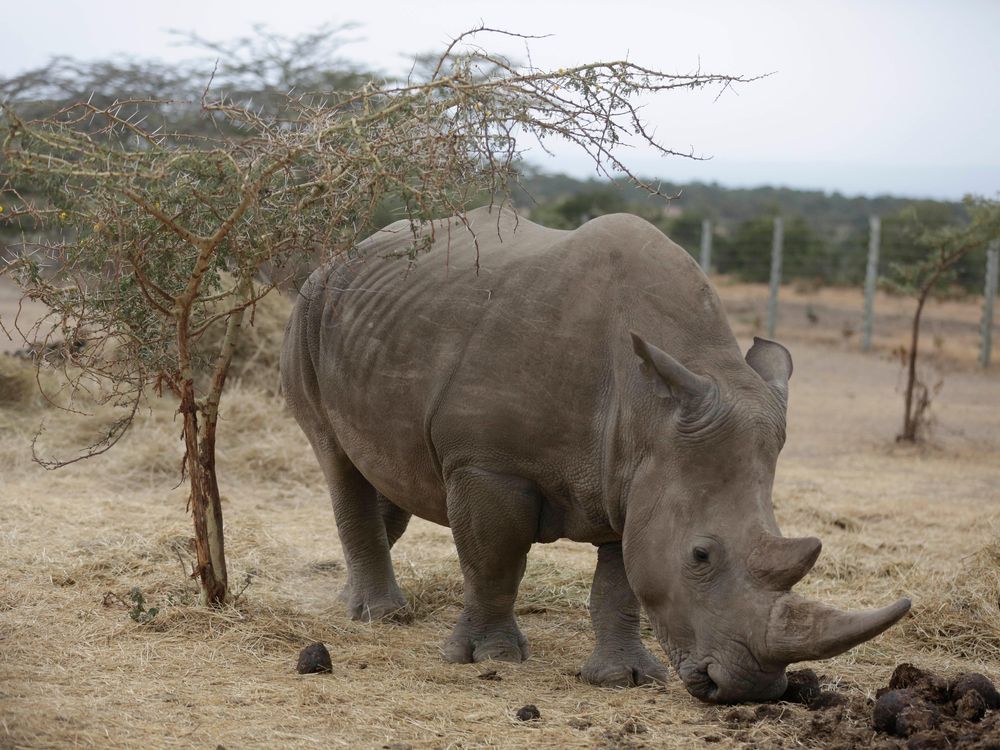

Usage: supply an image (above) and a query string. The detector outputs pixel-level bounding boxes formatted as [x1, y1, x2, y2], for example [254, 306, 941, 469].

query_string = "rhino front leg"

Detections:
[581, 542, 668, 687]
[442, 467, 538, 664]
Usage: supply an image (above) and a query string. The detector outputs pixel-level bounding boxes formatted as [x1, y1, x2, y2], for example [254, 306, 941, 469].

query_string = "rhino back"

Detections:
[286, 207, 740, 537]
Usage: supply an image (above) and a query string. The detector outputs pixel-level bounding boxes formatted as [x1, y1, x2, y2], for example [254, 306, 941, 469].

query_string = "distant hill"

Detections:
[510, 168, 978, 288]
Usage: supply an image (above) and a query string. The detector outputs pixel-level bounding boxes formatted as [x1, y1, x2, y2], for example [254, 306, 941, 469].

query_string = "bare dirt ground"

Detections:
[1, 278, 999, 749]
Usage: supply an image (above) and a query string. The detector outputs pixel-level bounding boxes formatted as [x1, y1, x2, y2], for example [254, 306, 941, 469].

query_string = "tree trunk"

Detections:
[900, 287, 930, 442]
[177, 275, 253, 605]
[180, 382, 229, 605]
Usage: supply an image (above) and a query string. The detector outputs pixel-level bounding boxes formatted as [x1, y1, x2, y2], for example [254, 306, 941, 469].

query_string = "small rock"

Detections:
[296, 642, 332, 674]
[952, 673, 1000, 710]
[783, 669, 821, 706]
[516, 704, 541, 722]
[955, 689, 987, 723]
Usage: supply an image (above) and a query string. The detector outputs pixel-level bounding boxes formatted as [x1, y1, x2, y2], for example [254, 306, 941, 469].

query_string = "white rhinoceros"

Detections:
[280, 206, 909, 703]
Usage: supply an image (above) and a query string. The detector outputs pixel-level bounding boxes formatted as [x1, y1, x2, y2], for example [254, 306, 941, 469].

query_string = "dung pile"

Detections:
[721, 664, 999, 749]
[872, 663, 999, 747]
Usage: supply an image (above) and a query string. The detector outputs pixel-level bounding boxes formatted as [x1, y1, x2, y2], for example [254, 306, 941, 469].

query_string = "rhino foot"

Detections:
[580, 646, 669, 688]
[442, 620, 529, 663]
[346, 589, 411, 624]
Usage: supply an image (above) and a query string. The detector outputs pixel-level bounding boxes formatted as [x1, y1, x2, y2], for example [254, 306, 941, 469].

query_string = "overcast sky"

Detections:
[4, 0, 998, 200]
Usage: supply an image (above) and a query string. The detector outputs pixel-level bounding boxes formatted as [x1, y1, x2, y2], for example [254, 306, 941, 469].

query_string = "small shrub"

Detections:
[128, 587, 159, 624]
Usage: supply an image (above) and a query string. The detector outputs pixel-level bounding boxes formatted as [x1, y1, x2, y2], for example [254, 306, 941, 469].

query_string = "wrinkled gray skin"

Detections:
[281, 207, 910, 703]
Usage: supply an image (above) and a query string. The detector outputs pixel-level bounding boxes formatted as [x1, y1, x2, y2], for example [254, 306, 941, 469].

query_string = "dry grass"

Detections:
[1, 284, 999, 749]
[0, 356, 39, 408]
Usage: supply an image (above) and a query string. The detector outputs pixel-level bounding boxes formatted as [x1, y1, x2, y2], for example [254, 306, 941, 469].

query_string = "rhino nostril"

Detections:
[689, 665, 720, 701]
[705, 674, 719, 699]
[705, 663, 723, 700]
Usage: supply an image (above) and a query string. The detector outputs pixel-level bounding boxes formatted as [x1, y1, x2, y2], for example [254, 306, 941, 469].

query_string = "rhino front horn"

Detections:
[765, 594, 911, 664]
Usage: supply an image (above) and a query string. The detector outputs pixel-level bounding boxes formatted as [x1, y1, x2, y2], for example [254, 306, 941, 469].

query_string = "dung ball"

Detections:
[895, 704, 940, 738]
[296, 642, 333, 674]
[873, 689, 912, 735]
[955, 689, 988, 723]
[516, 704, 541, 722]
[952, 673, 1000, 711]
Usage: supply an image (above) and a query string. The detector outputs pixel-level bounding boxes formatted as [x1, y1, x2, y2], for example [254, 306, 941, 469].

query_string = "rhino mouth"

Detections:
[665, 640, 788, 704]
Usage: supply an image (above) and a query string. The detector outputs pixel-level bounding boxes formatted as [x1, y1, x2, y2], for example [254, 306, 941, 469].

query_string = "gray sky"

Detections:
[5, 0, 998, 200]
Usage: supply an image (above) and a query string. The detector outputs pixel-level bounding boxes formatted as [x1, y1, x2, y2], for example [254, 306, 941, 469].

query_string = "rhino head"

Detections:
[623, 332, 910, 704]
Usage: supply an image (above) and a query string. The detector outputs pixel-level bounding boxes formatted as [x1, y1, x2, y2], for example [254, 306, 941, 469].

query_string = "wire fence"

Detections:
[697, 218, 1000, 368]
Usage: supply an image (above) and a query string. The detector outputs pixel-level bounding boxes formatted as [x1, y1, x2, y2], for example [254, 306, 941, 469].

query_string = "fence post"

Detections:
[767, 217, 783, 338]
[981, 241, 999, 368]
[700, 218, 712, 273]
[862, 215, 881, 352]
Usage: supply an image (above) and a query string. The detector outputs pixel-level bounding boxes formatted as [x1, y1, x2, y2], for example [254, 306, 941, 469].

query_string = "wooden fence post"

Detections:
[862, 215, 881, 352]
[981, 241, 999, 368]
[767, 217, 783, 338]
[700, 218, 712, 273]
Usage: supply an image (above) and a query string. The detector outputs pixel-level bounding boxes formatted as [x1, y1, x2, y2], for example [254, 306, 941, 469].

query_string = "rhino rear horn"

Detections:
[748, 533, 822, 590]
[765, 593, 911, 664]
[630, 332, 712, 401]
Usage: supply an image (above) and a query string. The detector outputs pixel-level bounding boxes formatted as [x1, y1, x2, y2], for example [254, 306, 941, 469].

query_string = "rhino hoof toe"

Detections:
[442, 631, 529, 664]
[581, 651, 669, 688]
[348, 596, 411, 624]
[473, 635, 529, 663]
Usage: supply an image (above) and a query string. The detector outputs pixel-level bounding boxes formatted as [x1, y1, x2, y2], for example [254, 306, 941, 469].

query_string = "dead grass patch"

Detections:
[0, 355, 48, 409]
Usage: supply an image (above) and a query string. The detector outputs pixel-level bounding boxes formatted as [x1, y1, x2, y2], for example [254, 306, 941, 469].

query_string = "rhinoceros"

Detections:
[281, 206, 910, 703]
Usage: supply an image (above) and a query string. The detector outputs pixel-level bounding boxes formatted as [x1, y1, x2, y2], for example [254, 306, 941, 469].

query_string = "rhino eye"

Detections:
[693, 546, 710, 564]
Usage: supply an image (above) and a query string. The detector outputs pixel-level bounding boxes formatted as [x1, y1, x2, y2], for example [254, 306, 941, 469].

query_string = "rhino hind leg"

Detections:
[337, 493, 412, 607]
[319, 453, 410, 623]
[442, 467, 538, 664]
[581, 542, 668, 687]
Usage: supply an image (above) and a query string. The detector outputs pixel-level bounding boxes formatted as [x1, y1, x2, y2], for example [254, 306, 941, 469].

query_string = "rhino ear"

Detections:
[746, 337, 793, 404]
[630, 331, 712, 401]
